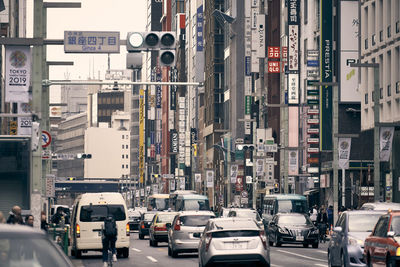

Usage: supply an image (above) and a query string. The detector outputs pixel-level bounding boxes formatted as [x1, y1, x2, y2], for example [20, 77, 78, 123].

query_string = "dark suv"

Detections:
[138, 211, 156, 239]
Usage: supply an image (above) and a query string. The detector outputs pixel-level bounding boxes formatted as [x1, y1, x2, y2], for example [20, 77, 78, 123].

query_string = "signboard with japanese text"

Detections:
[268, 46, 280, 59]
[230, 165, 238, 183]
[139, 89, 145, 183]
[196, 5, 204, 51]
[288, 25, 299, 71]
[288, 73, 299, 104]
[5, 46, 31, 103]
[64, 31, 120, 53]
[338, 138, 352, 169]
[206, 170, 214, 188]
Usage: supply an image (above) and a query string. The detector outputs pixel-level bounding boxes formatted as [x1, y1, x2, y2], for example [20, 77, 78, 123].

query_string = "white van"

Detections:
[70, 192, 130, 258]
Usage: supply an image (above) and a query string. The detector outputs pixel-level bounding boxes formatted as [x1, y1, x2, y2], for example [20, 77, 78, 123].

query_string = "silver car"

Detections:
[167, 210, 215, 257]
[197, 217, 270, 267]
[328, 210, 386, 267]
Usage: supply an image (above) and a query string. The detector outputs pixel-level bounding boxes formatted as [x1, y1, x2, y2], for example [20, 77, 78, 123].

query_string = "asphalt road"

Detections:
[71, 231, 329, 267]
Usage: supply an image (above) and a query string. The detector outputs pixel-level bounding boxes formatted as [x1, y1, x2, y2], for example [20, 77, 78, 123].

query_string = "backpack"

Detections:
[104, 217, 117, 237]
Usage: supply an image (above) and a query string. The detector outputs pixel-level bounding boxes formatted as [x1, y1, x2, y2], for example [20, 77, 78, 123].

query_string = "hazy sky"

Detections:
[26, 0, 147, 100]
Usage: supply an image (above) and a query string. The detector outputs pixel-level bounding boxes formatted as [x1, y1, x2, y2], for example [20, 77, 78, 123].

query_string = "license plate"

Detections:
[296, 236, 304, 241]
[226, 242, 247, 249]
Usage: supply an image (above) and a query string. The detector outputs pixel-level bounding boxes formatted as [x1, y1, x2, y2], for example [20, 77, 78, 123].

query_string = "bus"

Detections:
[262, 194, 308, 223]
[168, 190, 197, 210]
[146, 194, 169, 211]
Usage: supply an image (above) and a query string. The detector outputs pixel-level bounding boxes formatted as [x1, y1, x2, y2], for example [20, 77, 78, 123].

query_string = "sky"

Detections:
[26, 0, 147, 101]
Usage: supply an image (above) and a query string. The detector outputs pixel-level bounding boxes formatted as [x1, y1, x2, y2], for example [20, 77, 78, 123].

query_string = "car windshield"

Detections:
[150, 198, 169, 211]
[229, 210, 261, 221]
[183, 199, 210, 211]
[144, 213, 155, 221]
[278, 214, 312, 225]
[348, 213, 383, 232]
[156, 214, 177, 223]
[277, 200, 308, 213]
[390, 217, 400, 235]
[0, 237, 70, 267]
[80, 205, 126, 222]
[180, 215, 215, 226]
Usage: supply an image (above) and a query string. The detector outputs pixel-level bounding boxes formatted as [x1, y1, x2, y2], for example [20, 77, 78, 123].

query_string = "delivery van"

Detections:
[70, 192, 130, 258]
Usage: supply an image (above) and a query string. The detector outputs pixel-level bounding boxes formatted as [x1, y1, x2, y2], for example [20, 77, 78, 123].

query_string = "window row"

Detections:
[364, 81, 400, 104]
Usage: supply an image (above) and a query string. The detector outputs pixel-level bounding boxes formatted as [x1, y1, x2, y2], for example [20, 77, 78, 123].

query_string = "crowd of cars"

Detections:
[5, 190, 400, 267]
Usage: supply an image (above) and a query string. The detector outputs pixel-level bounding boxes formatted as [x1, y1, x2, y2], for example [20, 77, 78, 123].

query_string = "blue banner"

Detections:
[196, 5, 204, 52]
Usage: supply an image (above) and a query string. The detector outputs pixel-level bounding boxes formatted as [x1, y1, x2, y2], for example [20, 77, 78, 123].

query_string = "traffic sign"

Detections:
[64, 31, 120, 53]
[42, 130, 52, 148]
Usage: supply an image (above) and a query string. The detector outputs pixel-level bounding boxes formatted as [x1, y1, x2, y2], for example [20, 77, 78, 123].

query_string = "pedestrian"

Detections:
[6, 205, 24, 225]
[327, 205, 333, 230]
[25, 215, 34, 227]
[317, 206, 328, 243]
[102, 215, 118, 266]
[41, 211, 48, 231]
[51, 207, 65, 225]
[0, 212, 5, 224]
[310, 205, 318, 223]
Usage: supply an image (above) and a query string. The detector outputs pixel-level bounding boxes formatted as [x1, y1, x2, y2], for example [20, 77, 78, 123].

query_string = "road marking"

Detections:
[314, 264, 327, 267]
[147, 256, 158, 263]
[132, 248, 142, 252]
[316, 250, 328, 254]
[276, 249, 327, 262]
[271, 264, 282, 267]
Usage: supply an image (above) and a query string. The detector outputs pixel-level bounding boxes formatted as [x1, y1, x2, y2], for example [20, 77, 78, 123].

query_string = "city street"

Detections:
[71, 231, 329, 267]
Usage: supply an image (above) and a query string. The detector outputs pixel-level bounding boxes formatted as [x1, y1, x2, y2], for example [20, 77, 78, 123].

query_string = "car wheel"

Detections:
[168, 244, 172, 256]
[312, 241, 319, 248]
[171, 248, 178, 258]
[139, 234, 144, 240]
[122, 248, 129, 258]
[149, 239, 153, 247]
[75, 249, 82, 259]
[153, 240, 158, 247]
[303, 243, 309, 248]
[275, 233, 281, 247]
[387, 254, 394, 267]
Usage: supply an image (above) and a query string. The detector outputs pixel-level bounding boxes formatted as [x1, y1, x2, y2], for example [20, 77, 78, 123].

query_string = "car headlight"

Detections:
[348, 237, 363, 247]
[278, 227, 288, 234]
[311, 229, 319, 235]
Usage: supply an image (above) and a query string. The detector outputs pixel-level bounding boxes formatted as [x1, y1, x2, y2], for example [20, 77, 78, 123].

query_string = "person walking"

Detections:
[327, 205, 334, 230]
[102, 215, 118, 266]
[6, 205, 24, 225]
[41, 211, 49, 231]
[317, 206, 328, 243]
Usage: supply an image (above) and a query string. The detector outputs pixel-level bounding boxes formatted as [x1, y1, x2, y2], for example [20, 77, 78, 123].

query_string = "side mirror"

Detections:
[193, 232, 202, 238]
[166, 223, 171, 229]
[387, 231, 395, 238]
[333, 226, 343, 233]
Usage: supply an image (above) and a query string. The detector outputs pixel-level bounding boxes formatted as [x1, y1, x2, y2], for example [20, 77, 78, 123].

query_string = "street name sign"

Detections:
[64, 31, 120, 53]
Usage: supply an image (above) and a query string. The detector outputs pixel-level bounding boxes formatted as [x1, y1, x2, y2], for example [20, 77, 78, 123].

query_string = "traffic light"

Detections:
[126, 31, 176, 67]
[77, 153, 92, 159]
[236, 144, 255, 151]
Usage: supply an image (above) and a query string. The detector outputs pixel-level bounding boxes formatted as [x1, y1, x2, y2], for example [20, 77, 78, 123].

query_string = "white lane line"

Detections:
[276, 249, 327, 262]
[316, 250, 328, 254]
[132, 248, 142, 252]
[271, 264, 283, 267]
[314, 264, 328, 267]
[147, 256, 158, 263]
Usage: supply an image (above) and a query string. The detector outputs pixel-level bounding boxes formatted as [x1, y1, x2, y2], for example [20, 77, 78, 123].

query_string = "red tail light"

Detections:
[174, 219, 181, 231]
[126, 223, 130, 236]
[76, 224, 80, 238]
[141, 222, 145, 229]
[259, 230, 267, 249]
[154, 226, 167, 231]
[205, 233, 212, 252]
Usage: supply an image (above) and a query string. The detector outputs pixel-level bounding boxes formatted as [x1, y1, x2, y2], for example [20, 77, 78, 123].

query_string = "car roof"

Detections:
[177, 194, 208, 200]
[342, 210, 387, 215]
[264, 194, 306, 200]
[361, 202, 400, 210]
[276, 212, 307, 217]
[208, 217, 259, 230]
[177, 210, 215, 216]
[0, 224, 46, 237]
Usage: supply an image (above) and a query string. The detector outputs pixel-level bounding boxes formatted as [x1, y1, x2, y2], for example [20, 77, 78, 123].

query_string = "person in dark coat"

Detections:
[51, 207, 64, 225]
[6, 205, 24, 225]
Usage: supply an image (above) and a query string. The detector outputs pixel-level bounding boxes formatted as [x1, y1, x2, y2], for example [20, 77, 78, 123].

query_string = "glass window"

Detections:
[122, 165, 124, 168]
[181, 199, 210, 211]
[212, 230, 260, 238]
[80, 205, 126, 222]
[373, 217, 388, 237]
[390, 217, 400, 235]
[365, 93, 369, 104]
[348, 213, 383, 232]
[336, 213, 345, 227]
[126, 164, 128, 168]
[277, 199, 307, 213]
[388, 85, 391, 97]
[278, 214, 313, 225]
[156, 214, 177, 223]
[179, 215, 215, 227]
